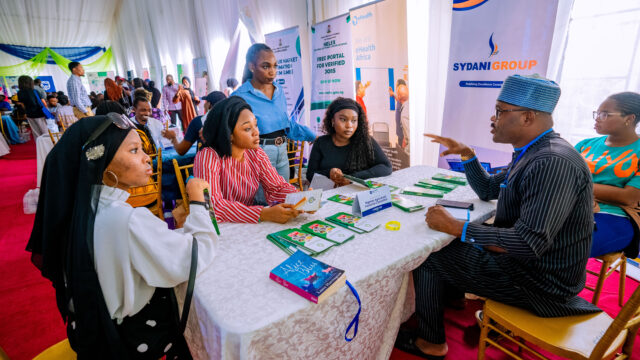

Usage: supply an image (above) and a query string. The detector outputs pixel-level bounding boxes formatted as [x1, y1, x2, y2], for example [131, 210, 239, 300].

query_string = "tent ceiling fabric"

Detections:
[0, 0, 120, 47]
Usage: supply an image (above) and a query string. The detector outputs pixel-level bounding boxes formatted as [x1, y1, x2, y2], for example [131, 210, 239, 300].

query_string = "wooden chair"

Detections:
[57, 114, 77, 131]
[585, 252, 627, 307]
[127, 148, 163, 219]
[477, 286, 640, 360]
[32, 338, 76, 360]
[287, 139, 305, 190]
[48, 129, 63, 145]
[172, 159, 194, 215]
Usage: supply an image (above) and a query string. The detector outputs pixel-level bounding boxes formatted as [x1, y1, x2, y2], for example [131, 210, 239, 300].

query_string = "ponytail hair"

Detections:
[608, 91, 640, 125]
[242, 43, 273, 83]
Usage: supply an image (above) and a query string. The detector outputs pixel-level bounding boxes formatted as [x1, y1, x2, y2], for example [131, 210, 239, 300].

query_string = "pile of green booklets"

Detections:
[267, 212, 381, 255]
[401, 173, 467, 198]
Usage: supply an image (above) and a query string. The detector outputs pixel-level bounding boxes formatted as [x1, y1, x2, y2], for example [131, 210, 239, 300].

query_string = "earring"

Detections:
[103, 170, 119, 188]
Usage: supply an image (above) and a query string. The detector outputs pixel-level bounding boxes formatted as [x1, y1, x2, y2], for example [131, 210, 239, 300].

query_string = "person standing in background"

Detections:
[33, 78, 46, 100]
[181, 76, 200, 115]
[66, 62, 94, 119]
[224, 77, 239, 97]
[148, 80, 162, 108]
[17, 75, 46, 137]
[162, 75, 182, 126]
[234, 43, 316, 183]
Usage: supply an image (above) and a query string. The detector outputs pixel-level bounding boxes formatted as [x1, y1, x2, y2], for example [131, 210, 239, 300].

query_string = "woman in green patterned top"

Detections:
[575, 92, 640, 257]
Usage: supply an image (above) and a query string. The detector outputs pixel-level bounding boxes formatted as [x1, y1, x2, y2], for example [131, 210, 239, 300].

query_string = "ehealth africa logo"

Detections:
[489, 33, 499, 58]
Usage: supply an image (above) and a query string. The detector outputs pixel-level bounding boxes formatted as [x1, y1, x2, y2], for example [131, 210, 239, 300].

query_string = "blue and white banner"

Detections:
[265, 26, 305, 126]
[350, 0, 410, 170]
[439, 0, 559, 169]
[310, 13, 355, 134]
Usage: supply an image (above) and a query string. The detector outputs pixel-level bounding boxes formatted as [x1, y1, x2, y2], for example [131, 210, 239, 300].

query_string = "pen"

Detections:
[293, 197, 307, 210]
[203, 189, 221, 235]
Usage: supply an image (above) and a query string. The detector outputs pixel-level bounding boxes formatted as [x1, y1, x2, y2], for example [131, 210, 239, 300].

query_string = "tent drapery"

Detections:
[0, 44, 105, 64]
[0, 47, 115, 78]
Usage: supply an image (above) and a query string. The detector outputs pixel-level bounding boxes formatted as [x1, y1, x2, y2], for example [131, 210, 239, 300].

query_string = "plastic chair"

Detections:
[32, 339, 76, 360]
[477, 286, 640, 360]
[172, 158, 194, 215]
[287, 139, 305, 190]
[47, 129, 63, 145]
[585, 252, 627, 307]
[127, 148, 163, 219]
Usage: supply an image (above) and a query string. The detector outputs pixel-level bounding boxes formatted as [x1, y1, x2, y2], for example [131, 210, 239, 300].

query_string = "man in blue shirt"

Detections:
[66, 62, 93, 119]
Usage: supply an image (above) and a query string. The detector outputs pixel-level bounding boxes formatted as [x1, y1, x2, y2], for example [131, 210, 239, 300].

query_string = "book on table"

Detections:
[432, 173, 467, 186]
[401, 186, 445, 198]
[327, 194, 354, 206]
[269, 250, 346, 304]
[267, 229, 335, 255]
[415, 179, 458, 192]
[325, 212, 380, 233]
[300, 220, 355, 244]
[391, 194, 425, 212]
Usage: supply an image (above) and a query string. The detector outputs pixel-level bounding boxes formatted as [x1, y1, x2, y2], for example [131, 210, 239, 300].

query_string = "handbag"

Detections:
[33, 90, 54, 120]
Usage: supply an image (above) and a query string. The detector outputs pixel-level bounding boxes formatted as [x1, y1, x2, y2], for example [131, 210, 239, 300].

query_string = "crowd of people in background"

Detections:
[7, 42, 638, 359]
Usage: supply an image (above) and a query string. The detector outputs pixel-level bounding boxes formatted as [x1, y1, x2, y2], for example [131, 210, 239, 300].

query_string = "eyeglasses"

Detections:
[592, 111, 624, 121]
[82, 112, 135, 149]
[495, 108, 530, 119]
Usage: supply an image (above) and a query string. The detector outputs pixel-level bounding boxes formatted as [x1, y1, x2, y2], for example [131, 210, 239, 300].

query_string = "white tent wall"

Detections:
[111, 0, 202, 88]
[0, 0, 119, 47]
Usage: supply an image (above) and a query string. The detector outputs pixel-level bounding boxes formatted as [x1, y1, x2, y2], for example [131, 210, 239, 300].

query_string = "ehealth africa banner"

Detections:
[350, 0, 410, 170]
[439, 0, 559, 169]
[310, 13, 355, 134]
[265, 26, 305, 126]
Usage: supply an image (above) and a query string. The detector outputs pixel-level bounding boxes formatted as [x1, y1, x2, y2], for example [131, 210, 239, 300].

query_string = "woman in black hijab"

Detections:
[181, 76, 200, 115]
[28, 114, 217, 359]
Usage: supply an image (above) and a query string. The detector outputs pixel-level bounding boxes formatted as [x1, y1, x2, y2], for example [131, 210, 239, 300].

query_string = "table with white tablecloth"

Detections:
[36, 134, 54, 187]
[178, 165, 496, 360]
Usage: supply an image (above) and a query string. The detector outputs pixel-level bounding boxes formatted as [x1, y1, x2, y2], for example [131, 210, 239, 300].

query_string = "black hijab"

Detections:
[202, 96, 252, 157]
[27, 115, 133, 358]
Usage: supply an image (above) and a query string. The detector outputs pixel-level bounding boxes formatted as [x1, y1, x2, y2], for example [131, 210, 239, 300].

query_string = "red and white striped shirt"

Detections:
[194, 147, 298, 223]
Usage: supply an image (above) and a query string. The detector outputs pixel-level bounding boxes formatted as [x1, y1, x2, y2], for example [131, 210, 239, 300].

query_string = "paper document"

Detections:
[285, 189, 323, 211]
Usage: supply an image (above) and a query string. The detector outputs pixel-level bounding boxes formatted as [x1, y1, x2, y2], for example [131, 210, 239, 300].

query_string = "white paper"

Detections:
[285, 189, 323, 211]
[302, 236, 334, 253]
[325, 227, 353, 243]
[352, 217, 381, 232]
[309, 174, 335, 191]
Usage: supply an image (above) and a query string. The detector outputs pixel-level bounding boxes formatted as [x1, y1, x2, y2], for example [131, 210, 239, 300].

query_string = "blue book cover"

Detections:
[269, 251, 346, 303]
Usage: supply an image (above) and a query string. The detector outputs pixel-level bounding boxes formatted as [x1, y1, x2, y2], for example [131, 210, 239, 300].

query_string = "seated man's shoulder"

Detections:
[530, 139, 591, 177]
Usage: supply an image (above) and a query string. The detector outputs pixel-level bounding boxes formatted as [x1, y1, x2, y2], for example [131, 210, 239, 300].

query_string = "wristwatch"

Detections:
[460, 148, 476, 161]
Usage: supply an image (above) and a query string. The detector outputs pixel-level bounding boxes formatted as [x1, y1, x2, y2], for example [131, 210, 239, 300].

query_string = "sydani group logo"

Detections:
[488, 33, 498, 58]
[453, 0, 490, 11]
[452, 32, 537, 72]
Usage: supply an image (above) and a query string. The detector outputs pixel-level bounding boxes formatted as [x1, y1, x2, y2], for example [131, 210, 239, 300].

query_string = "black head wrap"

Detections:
[202, 96, 252, 157]
[27, 115, 133, 358]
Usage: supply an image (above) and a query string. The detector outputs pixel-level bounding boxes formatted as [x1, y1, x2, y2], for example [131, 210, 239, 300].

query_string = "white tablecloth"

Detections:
[0, 134, 9, 157]
[179, 166, 496, 360]
[36, 134, 54, 187]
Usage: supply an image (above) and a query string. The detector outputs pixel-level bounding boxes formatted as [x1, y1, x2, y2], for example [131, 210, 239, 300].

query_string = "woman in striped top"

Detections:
[194, 96, 302, 224]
